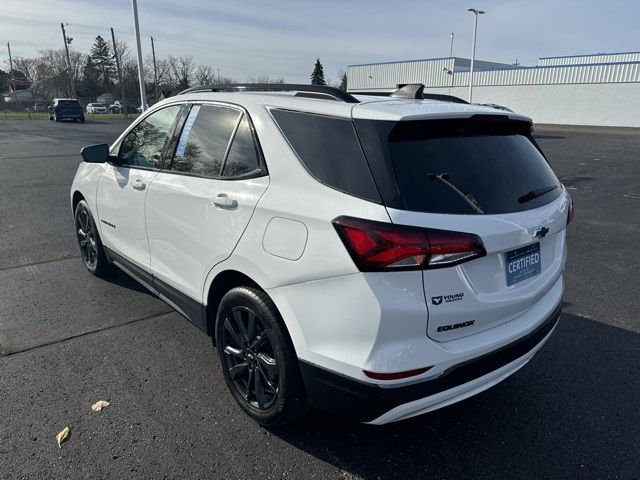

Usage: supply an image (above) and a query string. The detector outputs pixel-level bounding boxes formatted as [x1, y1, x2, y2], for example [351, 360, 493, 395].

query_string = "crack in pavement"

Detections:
[0, 255, 81, 272]
[0, 309, 175, 357]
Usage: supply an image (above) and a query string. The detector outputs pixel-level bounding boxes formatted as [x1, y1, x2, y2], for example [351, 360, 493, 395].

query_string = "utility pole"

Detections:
[60, 23, 75, 98]
[467, 8, 485, 103]
[111, 27, 128, 118]
[7, 42, 21, 112]
[131, 0, 148, 111]
[150, 36, 158, 102]
[449, 32, 455, 94]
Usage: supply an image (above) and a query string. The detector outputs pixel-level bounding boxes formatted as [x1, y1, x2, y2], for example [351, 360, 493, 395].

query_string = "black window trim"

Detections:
[163, 100, 268, 181]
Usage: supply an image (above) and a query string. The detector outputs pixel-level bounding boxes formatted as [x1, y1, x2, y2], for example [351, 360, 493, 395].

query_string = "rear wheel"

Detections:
[215, 287, 308, 427]
[74, 200, 112, 276]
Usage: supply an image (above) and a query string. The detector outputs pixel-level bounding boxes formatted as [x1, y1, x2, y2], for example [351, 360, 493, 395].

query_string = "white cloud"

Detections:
[2, 0, 638, 83]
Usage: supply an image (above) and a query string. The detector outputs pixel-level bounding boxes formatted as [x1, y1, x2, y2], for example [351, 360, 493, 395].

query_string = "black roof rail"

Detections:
[178, 83, 360, 104]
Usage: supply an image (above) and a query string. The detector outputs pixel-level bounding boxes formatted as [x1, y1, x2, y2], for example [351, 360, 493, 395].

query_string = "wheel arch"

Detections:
[71, 190, 85, 215]
[205, 269, 262, 336]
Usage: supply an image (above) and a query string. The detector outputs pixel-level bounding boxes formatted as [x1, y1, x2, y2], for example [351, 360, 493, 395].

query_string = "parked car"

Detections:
[48, 98, 85, 122]
[109, 101, 137, 114]
[86, 103, 108, 114]
[70, 83, 572, 427]
[33, 101, 50, 112]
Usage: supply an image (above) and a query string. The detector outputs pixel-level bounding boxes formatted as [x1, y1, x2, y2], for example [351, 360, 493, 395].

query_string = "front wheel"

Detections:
[215, 287, 308, 427]
[74, 200, 112, 276]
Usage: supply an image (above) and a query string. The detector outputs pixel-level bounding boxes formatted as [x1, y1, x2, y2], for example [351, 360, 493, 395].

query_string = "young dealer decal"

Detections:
[431, 293, 464, 305]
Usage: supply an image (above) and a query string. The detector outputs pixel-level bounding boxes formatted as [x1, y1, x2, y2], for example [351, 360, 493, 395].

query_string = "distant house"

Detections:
[97, 93, 114, 105]
[2, 89, 36, 103]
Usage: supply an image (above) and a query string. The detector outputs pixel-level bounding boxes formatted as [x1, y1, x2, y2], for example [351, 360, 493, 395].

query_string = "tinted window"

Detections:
[118, 105, 181, 168]
[222, 115, 260, 177]
[355, 118, 561, 214]
[58, 100, 80, 107]
[172, 105, 241, 176]
[271, 109, 381, 203]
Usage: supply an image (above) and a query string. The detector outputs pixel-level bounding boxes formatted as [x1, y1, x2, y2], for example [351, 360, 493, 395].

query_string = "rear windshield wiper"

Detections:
[518, 185, 558, 204]
[428, 173, 484, 214]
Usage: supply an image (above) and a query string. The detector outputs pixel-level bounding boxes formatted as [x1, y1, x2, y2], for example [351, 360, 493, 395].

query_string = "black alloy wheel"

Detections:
[76, 206, 97, 268]
[215, 287, 308, 427]
[74, 200, 112, 276]
[221, 306, 279, 410]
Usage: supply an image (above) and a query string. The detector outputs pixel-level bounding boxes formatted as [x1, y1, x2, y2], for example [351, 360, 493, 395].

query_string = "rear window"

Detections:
[271, 109, 381, 203]
[355, 117, 561, 214]
[58, 100, 81, 107]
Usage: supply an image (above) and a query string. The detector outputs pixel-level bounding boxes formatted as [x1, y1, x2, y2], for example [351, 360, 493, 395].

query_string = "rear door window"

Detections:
[171, 104, 242, 177]
[355, 118, 561, 214]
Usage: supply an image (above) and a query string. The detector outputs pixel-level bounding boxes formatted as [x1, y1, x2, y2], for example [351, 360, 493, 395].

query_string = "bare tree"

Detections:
[167, 55, 194, 90]
[38, 48, 85, 98]
[247, 75, 285, 84]
[144, 54, 171, 92]
[194, 65, 215, 85]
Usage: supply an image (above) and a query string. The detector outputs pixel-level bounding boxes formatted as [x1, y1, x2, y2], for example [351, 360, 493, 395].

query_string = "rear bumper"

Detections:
[299, 303, 561, 424]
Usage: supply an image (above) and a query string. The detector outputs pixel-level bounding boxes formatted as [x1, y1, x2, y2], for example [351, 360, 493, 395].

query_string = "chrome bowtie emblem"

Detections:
[533, 226, 550, 239]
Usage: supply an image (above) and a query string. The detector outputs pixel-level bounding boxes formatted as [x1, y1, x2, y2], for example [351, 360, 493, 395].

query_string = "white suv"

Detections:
[70, 84, 572, 426]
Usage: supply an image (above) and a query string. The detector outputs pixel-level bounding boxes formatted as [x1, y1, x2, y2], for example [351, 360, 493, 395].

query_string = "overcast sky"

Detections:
[2, 0, 638, 83]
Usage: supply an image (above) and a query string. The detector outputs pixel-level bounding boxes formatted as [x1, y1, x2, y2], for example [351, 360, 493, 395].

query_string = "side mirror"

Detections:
[81, 144, 110, 163]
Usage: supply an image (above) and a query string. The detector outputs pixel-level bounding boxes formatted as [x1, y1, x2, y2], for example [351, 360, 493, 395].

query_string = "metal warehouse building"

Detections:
[347, 52, 640, 127]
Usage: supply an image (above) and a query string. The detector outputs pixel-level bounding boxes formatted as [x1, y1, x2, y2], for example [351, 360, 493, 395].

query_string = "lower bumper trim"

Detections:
[299, 303, 562, 423]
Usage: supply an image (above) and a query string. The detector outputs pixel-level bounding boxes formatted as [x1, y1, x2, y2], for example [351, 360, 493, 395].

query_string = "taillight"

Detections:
[332, 216, 486, 271]
[567, 197, 575, 225]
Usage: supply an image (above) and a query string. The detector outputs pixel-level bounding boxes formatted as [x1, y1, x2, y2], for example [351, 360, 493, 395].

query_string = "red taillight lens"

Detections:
[567, 197, 575, 225]
[333, 216, 486, 271]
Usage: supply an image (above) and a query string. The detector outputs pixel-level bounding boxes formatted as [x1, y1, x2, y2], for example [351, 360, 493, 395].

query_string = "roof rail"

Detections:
[178, 83, 360, 104]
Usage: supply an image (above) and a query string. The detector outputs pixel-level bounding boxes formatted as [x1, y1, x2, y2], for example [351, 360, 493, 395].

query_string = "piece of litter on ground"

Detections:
[56, 426, 70, 448]
[91, 400, 110, 412]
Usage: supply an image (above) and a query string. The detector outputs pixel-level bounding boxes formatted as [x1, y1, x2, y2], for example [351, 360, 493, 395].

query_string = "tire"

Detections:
[215, 287, 308, 427]
[74, 200, 113, 277]
[80, 116, 85, 123]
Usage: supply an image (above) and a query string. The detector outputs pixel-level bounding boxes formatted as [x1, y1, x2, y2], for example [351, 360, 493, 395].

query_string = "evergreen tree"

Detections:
[310, 58, 326, 85]
[81, 56, 100, 98]
[84, 36, 116, 94]
[338, 71, 347, 91]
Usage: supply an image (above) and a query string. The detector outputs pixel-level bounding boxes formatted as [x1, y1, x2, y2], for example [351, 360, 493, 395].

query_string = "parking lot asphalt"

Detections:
[0, 119, 638, 479]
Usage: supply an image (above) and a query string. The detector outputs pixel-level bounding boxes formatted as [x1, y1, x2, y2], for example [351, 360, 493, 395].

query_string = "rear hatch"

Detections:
[57, 100, 83, 115]
[354, 114, 570, 341]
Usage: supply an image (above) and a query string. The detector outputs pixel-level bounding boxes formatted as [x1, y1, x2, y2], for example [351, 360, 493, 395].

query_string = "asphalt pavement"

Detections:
[0, 119, 638, 479]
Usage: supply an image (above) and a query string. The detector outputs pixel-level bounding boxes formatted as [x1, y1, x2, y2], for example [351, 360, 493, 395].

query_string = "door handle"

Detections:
[132, 179, 146, 191]
[211, 193, 237, 209]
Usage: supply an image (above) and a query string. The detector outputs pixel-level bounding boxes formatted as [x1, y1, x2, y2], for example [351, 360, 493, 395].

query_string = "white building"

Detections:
[347, 52, 640, 127]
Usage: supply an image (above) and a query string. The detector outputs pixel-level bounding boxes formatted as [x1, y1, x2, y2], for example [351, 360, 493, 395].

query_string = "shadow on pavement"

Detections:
[273, 312, 639, 479]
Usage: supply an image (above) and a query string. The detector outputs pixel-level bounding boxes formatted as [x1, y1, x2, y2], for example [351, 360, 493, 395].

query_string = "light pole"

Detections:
[131, 0, 148, 111]
[467, 8, 485, 103]
[449, 32, 455, 58]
